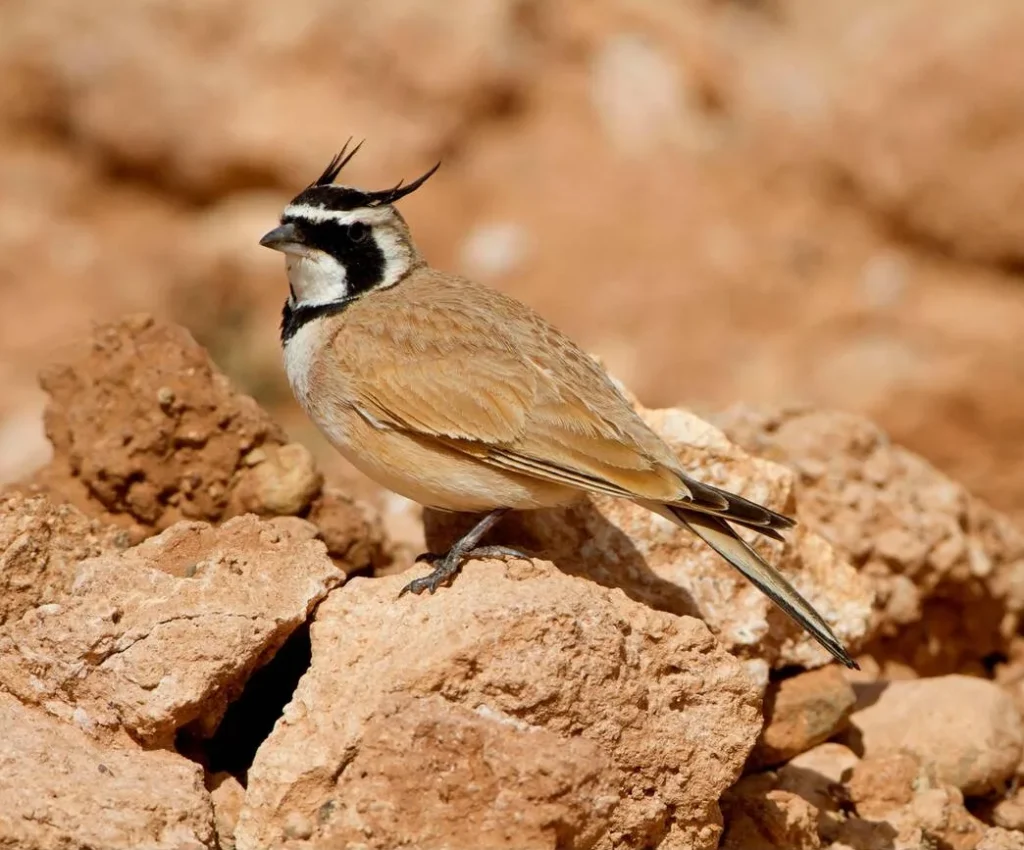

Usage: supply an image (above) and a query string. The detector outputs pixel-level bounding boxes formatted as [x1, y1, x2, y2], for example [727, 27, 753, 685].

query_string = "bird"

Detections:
[258, 141, 857, 669]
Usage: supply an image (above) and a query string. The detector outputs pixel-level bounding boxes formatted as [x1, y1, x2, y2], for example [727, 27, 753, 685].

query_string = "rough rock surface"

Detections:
[0, 692, 216, 849]
[426, 403, 874, 670]
[12, 314, 387, 573]
[723, 748, 1005, 850]
[749, 665, 856, 769]
[844, 675, 1023, 795]
[0, 492, 127, 624]
[718, 405, 1024, 673]
[237, 559, 763, 850]
[0, 513, 342, 746]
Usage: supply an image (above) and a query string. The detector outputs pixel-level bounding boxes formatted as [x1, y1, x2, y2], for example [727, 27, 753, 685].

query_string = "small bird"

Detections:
[259, 142, 857, 669]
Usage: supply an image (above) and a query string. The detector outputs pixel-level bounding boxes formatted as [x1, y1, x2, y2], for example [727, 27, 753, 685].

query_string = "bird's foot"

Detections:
[400, 545, 530, 597]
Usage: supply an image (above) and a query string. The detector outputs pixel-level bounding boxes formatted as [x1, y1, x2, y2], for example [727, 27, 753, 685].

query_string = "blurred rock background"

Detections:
[2, 0, 1024, 529]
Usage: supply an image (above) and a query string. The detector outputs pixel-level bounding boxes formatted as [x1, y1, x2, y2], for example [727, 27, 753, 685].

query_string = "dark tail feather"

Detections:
[658, 504, 858, 669]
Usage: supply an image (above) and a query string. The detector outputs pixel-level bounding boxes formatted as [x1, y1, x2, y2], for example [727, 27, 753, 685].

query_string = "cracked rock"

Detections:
[237, 559, 763, 850]
[0, 513, 342, 746]
[0, 692, 216, 849]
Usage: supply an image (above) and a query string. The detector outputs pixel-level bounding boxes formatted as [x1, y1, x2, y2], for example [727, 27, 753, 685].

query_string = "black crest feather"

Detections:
[313, 138, 364, 187]
[297, 142, 441, 211]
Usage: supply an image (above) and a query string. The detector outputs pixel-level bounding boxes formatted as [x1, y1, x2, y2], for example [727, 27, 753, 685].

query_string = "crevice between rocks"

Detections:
[176, 621, 312, 784]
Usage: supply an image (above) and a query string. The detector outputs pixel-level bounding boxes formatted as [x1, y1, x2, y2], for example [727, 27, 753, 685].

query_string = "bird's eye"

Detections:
[349, 222, 369, 243]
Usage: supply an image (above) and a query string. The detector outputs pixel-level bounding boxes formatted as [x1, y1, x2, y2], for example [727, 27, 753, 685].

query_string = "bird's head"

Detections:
[260, 141, 439, 309]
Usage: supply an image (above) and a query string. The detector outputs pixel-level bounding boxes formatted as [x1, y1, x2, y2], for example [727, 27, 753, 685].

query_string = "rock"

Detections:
[846, 754, 987, 850]
[749, 666, 856, 768]
[717, 406, 1024, 673]
[0, 692, 216, 849]
[233, 442, 323, 517]
[845, 676, 1023, 795]
[0, 0, 534, 198]
[305, 486, 388, 571]
[720, 773, 823, 850]
[208, 772, 245, 850]
[776, 742, 860, 813]
[977, 786, 1024, 832]
[237, 559, 763, 850]
[819, 0, 1024, 265]
[725, 749, 992, 850]
[0, 513, 342, 746]
[425, 403, 874, 670]
[14, 315, 388, 572]
[25, 314, 288, 531]
[979, 828, 1024, 850]
[0, 492, 126, 624]
[315, 694, 616, 850]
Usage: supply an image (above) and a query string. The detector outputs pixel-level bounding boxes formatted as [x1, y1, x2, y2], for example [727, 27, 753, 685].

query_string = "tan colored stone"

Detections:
[0, 692, 215, 849]
[0, 492, 126, 624]
[721, 773, 822, 850]
[846, 676, 1023, 795]
[305, 485, 388, 570]
[314, 694, 616, 850]
[25, 314, 289, 530]
[238, 560, 763, 850]
[209, 772, 245, 850]
[0, 514, 342, 745]
[426, 404, 873, 670]
[718, 406, 1024, 672]
[234, 442, 322, 517]
[750, 666, 856, 768]
[979, 828, 1024, 850]
[819, 0, 1024, 265]
[777, 742, 860, 814]
[13, 314, 388, 573]
[977, 785, 1024, 832]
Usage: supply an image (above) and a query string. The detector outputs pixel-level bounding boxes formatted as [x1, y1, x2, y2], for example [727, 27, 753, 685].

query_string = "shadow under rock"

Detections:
[422, 499, 703, 620]
[175, 622, 312, 783]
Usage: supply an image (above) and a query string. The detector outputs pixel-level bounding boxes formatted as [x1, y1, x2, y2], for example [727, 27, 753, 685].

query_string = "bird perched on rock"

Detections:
[259, 142, 857, 669]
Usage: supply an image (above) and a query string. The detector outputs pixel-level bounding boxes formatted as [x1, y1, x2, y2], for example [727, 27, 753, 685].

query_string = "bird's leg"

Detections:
[399, 508, 527, 597]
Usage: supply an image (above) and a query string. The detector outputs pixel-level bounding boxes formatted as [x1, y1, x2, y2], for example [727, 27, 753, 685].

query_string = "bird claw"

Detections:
[399, 545, 529, 599]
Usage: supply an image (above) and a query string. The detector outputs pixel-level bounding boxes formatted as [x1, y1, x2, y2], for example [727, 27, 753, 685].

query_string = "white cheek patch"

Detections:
[372, 227, 412, 289]
[285, 252, 350, 306]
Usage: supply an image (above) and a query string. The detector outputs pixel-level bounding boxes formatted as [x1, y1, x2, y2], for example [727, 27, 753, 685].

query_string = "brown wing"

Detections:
[333, 272, 688, 503]
[331, 270, 795, 533]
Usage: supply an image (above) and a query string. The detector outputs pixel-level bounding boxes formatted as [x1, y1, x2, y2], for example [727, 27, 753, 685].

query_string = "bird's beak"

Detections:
[259, 222, 306, 255]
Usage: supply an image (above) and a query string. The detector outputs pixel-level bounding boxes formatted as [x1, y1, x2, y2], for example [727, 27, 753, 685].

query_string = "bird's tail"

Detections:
[652, 503, 858, 669]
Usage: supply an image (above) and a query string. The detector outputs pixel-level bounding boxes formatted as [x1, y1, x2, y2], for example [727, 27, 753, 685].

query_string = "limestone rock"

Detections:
[846, 754, 987, 850]
[315, 694, 616, 850]
[979, 828, 1024, 850]
[0, 492, 126, 624]
[0, 692, 216, 849]
[724, 748, 992, 850]
[426, 404, 874, 670]
[0, 513, 342, 746]
[720, 773, 823, 850]
[233, 442, 323, 517]
[749, 665, 856, 768]
[845, 676, 1023, 795]
[238, 559, 763, 850]
[717, 405, 1024, 672]
[209, 772, 245, 850]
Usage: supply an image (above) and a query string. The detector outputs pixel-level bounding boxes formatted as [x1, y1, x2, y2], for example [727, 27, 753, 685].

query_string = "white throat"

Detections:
[285, 252, 349, 307]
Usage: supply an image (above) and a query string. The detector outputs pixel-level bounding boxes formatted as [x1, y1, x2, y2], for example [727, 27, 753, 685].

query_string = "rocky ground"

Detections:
[3, 1, 1024, 848]
[2, 314, 1024, 849]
